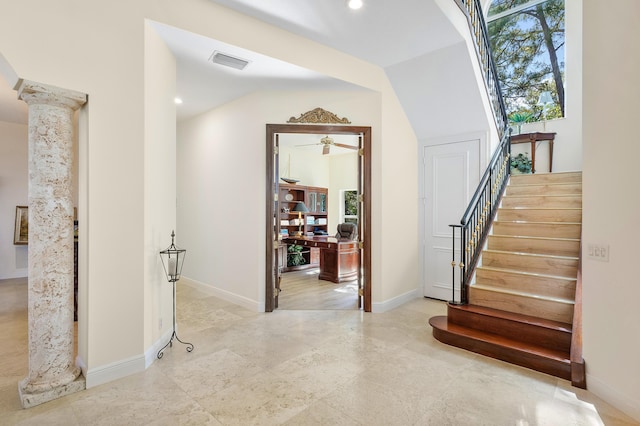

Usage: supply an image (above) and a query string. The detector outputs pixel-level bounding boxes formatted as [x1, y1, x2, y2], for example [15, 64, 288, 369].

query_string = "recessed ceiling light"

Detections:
[174, 98, 183, 105]
[348, 0, 363, 10]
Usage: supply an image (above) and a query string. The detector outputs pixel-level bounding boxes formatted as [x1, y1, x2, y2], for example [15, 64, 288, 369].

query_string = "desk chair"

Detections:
[336, 223, 357, 240]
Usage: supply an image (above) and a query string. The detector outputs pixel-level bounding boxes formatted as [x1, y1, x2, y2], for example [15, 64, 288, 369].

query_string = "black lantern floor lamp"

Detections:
[157, 230, 194, 359]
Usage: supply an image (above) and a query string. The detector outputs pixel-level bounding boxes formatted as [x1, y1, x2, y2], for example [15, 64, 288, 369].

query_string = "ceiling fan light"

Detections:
[321, 135, 333, 145]
[322, 144, 330, 155]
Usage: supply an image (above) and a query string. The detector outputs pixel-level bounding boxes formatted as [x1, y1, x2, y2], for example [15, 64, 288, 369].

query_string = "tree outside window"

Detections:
[343, 190, 358, 225]
[488, 0, 565, 125]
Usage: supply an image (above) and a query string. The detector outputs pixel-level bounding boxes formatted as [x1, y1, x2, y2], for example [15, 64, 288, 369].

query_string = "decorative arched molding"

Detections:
[287, 107, 351, 124]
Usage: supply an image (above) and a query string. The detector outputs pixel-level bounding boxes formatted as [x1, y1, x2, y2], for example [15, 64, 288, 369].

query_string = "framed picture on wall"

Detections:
[14, 205, 28, 245]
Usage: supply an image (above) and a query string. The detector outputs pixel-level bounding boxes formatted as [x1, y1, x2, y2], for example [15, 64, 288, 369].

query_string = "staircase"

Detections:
[429, 171, 585, 386]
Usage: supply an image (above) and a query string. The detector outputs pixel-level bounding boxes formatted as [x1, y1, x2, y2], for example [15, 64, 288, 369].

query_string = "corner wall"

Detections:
[582, 0, 640, 421]
[0, 121, 28, 279]
[143, 21, 178, 363]
[177, 89, 390, 311]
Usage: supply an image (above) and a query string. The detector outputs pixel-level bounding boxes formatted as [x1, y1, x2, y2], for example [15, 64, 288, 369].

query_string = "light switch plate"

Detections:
[587, 244, 609, 262]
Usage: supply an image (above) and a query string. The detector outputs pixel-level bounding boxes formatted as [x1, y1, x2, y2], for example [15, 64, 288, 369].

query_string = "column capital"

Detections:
[17, 79, 86, 110]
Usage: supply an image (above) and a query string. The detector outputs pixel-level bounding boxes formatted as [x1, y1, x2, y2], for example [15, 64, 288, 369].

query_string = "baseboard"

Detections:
[371, 288, 421, 313]
[586, 373, 640, 422]
[181, 276, 263, 312]
[84, 354, 146, 389]
[144, 327, 175, 368]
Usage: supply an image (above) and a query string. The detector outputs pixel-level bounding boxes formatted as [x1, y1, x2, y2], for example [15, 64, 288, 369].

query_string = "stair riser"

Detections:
[488, 236, 580, 257]
[476, 269, 576, 300]
[501, 196, 582, 208]
[447, 306, 571, 352]
[493, 222, 582, 239]
[497, 209, 582, 223]
[430, 325, 571, 380]
[482, 251, 578, 277]
[506, 184, 582, 196]
[510, 172, 582, 185]
[470, 287, 574, 323]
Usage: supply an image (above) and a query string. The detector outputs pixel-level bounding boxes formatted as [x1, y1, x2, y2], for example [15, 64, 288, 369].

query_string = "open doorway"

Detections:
[265, 123, 371, 312]
[277, 134, 359, 310]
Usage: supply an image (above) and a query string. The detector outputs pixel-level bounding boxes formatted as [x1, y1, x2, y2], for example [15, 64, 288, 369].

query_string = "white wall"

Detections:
[279, 142, 331, 189]
[0, 0, 419, 387]
[0, 120, 28, 279]
[177, 89, 393, 310]
[582, 0, 640, 421]
[143, 22, 177, 362]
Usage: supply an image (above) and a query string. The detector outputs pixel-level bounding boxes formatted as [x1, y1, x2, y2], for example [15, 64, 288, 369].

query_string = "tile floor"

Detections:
[1, 279, 638, 425]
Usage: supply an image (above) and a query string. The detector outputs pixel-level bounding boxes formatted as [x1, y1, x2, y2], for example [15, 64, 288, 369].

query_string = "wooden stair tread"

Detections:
[478, 265, 578, 281]
[429, 316, 570, 362]
[449, 304, 572, 332]
[500, 207, 581, 210]
[491, 235, 579, 242]
[471, 284, 575, 304]
[483, 249, 578, 261]
[494, 220, 582, 225]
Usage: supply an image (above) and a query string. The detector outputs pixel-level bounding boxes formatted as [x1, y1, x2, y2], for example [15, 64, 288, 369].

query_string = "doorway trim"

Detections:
[265, 123, 372, 312]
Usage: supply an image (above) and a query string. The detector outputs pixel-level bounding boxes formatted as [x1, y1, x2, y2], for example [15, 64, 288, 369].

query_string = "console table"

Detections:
[510, 132, 556, 173]
[283, 236, 359, 283]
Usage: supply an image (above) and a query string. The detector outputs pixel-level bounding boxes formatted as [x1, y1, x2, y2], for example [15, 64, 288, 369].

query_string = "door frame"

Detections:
[265, 123, 372, 312]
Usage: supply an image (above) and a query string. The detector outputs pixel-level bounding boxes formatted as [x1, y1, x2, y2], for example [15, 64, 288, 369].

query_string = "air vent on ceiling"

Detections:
[209, 51, 250, 70]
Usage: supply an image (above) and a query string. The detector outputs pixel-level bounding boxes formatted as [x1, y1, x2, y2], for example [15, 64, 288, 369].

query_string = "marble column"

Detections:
[17, 80, 86, 408]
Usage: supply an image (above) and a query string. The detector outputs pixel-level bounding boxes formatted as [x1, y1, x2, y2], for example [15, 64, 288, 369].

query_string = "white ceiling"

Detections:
[0, 0, 463, 125]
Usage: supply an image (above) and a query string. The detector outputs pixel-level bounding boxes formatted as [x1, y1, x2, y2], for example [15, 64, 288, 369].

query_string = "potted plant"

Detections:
[510, 153, 532, 174]
[509, 112, 534, 134]
[287, 244, 306, 267]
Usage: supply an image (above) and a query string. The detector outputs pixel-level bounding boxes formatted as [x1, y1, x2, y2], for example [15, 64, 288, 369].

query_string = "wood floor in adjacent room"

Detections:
[277, 268, 358, 310]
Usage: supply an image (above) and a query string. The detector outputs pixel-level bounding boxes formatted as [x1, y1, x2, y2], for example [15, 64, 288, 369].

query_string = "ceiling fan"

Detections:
[296, 135, 358, 155]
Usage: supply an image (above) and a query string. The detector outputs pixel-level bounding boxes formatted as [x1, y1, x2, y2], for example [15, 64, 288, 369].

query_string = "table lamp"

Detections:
[292, 202, 309, 237]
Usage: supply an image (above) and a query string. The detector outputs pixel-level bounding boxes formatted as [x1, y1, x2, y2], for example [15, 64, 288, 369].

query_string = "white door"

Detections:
[423, 139, 479, 300]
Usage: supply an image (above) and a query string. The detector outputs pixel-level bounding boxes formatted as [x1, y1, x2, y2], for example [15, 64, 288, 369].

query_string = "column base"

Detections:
[19, 374, 86, 408]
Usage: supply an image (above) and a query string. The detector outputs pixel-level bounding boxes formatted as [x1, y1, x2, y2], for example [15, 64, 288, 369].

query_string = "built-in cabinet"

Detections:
[279, 184, 328, 237]
[279, 183, 328, 271]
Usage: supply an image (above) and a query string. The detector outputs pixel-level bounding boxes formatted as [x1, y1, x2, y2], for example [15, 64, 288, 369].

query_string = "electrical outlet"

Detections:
[587, 244, 609, 262]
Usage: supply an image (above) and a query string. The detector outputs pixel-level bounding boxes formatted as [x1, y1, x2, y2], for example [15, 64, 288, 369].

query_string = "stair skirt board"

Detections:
[429, 315, 571, 380]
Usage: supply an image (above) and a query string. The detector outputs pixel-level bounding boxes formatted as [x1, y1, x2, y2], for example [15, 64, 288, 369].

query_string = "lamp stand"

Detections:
[157, 279, 194, 359]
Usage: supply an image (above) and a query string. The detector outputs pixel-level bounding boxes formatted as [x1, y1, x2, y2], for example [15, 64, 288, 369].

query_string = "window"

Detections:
[488, 0, 565, 124]
[342, 190, 358, 225]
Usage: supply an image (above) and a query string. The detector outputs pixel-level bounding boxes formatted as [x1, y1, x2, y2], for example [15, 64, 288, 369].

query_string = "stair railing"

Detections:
[454, 0, 508, 139]
[449, 0, 511, 304]
[450, 133, 510, 304]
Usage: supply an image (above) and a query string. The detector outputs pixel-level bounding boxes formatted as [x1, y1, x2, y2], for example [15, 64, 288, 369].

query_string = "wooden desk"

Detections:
[510, 132, 556, 173]
[284, 236, 359, 283]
